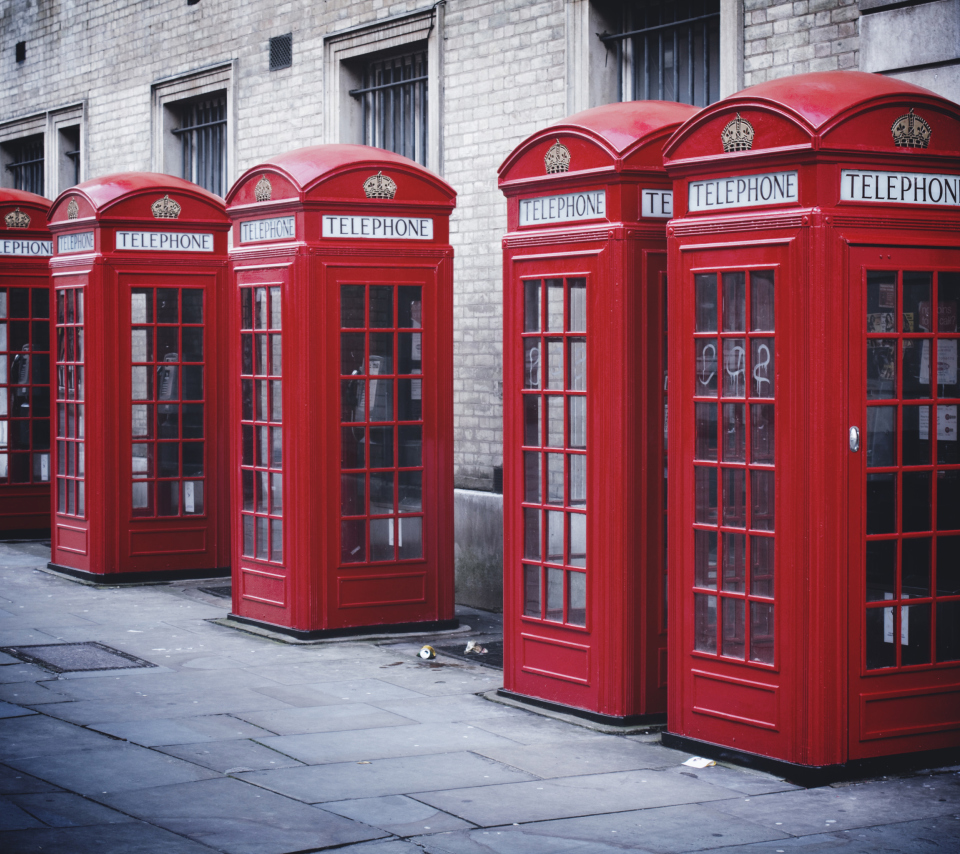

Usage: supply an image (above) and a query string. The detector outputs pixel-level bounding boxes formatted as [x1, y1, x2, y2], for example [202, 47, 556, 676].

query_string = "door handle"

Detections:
[849, 426, 860, 452]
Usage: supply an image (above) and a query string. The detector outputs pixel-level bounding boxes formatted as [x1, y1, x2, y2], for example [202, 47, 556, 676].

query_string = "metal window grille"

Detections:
[5, 135, 44, 196]
[173, 94, 227, 197]
[270, 34, 293, 71]
[601, 0, 720, 107]
[351, 50, 428, 166]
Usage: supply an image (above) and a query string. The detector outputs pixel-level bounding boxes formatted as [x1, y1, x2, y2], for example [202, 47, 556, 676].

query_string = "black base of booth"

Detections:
[45, 562, 231, 586]
[1, 529, 51, 541]
[496, 688, 667, 728]
[661, 731, 960, 788]
[225, 613, 461, 640]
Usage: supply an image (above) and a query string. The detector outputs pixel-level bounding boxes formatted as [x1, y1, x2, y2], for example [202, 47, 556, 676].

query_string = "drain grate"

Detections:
[0, 642, 157, 673]
[435, 640, 503, 670]
[199, 584, 232, 599]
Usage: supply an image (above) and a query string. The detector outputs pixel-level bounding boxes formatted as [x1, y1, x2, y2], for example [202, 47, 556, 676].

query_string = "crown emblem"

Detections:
[721, 114, 755, 152]
[151, 194, 181, 219]
[67, 198, 79, 219]
[254, 175, 272, 202]
[363, 171, 397, 199]
[891, 108, 931, 149]
[4, 208, 31, 229]
[544, 139, 570, 174]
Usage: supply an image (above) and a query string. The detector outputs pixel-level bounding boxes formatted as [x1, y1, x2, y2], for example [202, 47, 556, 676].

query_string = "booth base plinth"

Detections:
[494, 689, 666, 732]
[44, 562, 231, 586]
[220, 613, 462, 643]
[0, 529, 51, 541]
[661, 731, 960, 788]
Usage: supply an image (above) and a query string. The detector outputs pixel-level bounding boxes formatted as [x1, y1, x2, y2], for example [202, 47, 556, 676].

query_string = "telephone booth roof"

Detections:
[48, 173, 228, 227]
[1, 188, 50, 214]
[1, 188, 51, 239]
[226, 144, 456, 210]
[663, 71, 960, 168]
[499, 101, 701, 187]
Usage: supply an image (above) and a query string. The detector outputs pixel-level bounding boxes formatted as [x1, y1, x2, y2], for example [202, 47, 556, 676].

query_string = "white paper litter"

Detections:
[682, 756, 716, 768]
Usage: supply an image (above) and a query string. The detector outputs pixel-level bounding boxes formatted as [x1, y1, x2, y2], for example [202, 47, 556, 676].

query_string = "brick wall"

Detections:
[743, 0, 860, 86]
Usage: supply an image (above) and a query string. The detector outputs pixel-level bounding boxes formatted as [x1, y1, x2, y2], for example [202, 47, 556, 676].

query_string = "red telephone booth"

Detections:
[46, 175, 230, 582]
[498, 102, 698, 723]
[224, 145, 457, 637]
[1, 190, 53, 538]
[664, 72, 960, 782]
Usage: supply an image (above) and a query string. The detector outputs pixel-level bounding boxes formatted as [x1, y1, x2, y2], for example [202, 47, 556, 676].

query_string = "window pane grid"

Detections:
[240, 286, 283, 563]
[340, 284, 424, 565]
[865, 270, 960, 670]
[520, 277, 588, 628]
[692, 270, 776, 665]
[55, 287, 84, 516]
[175, 95, 227, 197]
[0, 286, 51, 486]
[5, 135, 44, 195]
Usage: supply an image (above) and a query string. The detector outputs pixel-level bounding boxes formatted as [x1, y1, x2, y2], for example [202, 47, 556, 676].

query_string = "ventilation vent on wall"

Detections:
[270, 34, 293, 71]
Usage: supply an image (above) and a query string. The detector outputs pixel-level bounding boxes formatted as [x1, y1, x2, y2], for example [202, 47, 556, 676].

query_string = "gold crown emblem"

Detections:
[544, 139, 570, 174]
[67, 198, 79, 220]
[892, 108, 931, 149]
[4, 208, 31, 229]
[254, 175, 272, 202]
[363, 172, 397, 199]
[721, 114, 755, 152]
[151, 194, 181, 219]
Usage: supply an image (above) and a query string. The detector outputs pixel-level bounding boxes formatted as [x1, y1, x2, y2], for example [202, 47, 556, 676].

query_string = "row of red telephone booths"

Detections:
[2, 72, 958, 783]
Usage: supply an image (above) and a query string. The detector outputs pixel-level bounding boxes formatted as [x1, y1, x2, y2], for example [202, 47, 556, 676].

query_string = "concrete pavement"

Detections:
[0, 541, 957, 853]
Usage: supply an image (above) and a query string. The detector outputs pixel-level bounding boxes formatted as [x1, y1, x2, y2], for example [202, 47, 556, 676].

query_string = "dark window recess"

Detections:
[350, 49, 428, 166]
[270, 34, 293, 70]
[60, 125, 81, 188]
[173, 93, 227, 197]
[4, 135, 44, 196]
[15, 42, 26, 63]
[187, 0, 201, 6]
[492, 466, 503, 494]
[600, 0, 720, 107]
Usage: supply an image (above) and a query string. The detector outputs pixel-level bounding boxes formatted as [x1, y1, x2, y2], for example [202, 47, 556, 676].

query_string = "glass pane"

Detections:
[523, 395, 540, 446]
[131, 289, 152, 324]
[694, 466, 717, 525]
[271, 519, 283, 562]
[398, 425, 421, 467]
[939, 471, 960, 531]
[523, 280, 540, 332]
[938, 406, 959, 465]
[370, 471, 395, 515]
[546, 453, 563, 504]
[568, 571, 586, 626]
[694, 593, 717, 653]
[867, 271, 897, 333]
[750, 270, 775, 332]
[270, 381, 283, 422]
[342, 380, 363, 422]
[524, 564, 541, 617]
[158, 404, 179, 439]
[523, 452, 540, 503]
[341, 519, 365, 563]
[722, 403, 746, 462]
[695, 339, 718, 397]
[866, 539, 896, 602]
[694, 402, 717, 461]
[546, 510, 564, 563]
[184, 481, 204, 515]
[867, 340, 897, 400]
[131, 443, 151, 478]
[370, 286, 393, 328]
[546, 340, 563, 390]
[723, 468, 746, 528]
[242, 470, 254, 512]
[183, 289, 203, 324]
[546, 396, 564, 447]
[131, 366, 151, 401]
[242, 380, 253, 421]
[270, 334, 283, 376]
[939, 272, 960, 332]
[722, 339, 746, 398]
[569, 512, 586, 568]
[242, 424, 253, 466]
[397, 379, 418, 421]
[269, 287, 282, 329]
[568, 339, 586, 391]
[546, 279, 564, 331]
[866, 607, 896, 669]
[182, 366, 202, 400]
[399, 516, 422, 559]
[694, 274, 717, 332]
[568, 279, 586, 332]
[132, 480, 151, 513]
[398, 287, 421, 328]
[132, 404, 152, 439]
[866, 406, 897, 468]
[722, 272, 745, 332]
[902, 339, 931, 399]
[937, 600, 960, 662]
[523, 508, 540, 559]
[569, 454, 586, 507]
[902, 470, 931, 532]
[241, 288, 252, 330]
[370, 518, 394, 562]
[750, 339, 775, 398]
[182, 328, 203, 362]
[750, 404, 775, 465]
[399, 470, 421, 512]
[749, 601, 775, 664]
[183, 442, 203, 477]
[157, 289, 178, 324]
[255, 333, 268, 375]
[158, 480, 180, 517]
[568, 396, 586, 449]
[936, 536, 959, 595]
[241, 334, 253, 375]
[341, 285, 365, 327]
[902, 405, 931, 466]
[694, 529, 717, 588]
[903, 271, 932, 332]
[183, 404, 203, 439]
[750, 469, 774, 531]
[866, 473, 897, 535]
[131, 328, 152, 363]
[523, 339, 540, 389]
[545, 568, 563, 621]
[722, 597, 745, 659]
[369, 426, 393, 469]
[341, 472, 366, 516]
[721, 532, 745, 592]
[750, 535, 774, 597]
[901, 602, 931, 665]
[901, 537, 931, 597]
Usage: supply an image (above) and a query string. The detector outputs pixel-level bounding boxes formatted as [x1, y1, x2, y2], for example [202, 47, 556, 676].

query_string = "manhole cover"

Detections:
[0, 642, 156, 673]
[199, 584, 232, 599]
[435, 640, 503, 669]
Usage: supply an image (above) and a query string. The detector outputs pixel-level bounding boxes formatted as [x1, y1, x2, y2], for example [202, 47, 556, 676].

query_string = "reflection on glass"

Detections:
[722, 532, 745, 592]
[867, 340, 897, 399]
[751, 404, 775, 465]
[902, 338, 931, 399]
[524, 564, 541, 617]
[523, 452, 540, 503]
[568, 396, 586, 449]
[902, 271, 932, 332]
[867, 271, 897, 334]
[546, 340, 564, 389]
[722, 597, 745, 658]
[523, 395, 540, 446]
[694, 529, 717, 588]
[568, 571, 586, 625]
[399, 516, 422, 559]
[341, 519, 365, 563]
[341, 472, 366, 515]
[569, 513, 586, 568]
[568, 279, 586, 332]
[695, 339, 718, 397]
[271, 519, 283, 562]
[722, 272, 746, 332]
[546, 567, 563, 621]
[939, 407, 959, 465]
[750, 469, 774, 531]
[523, 508, 540, 559]
[901, 602, 931, 665]
[694, 466, 717, 525]
[938, 471, 960, 531]
[569, 454, 586, 507]
[937, 600, 960, 662]
[546, 453, 563, 504]
[901, 537, 930, 597]
[546, 279, 564, 331]
[750, 270, 775, 331]
[723, 467, 746, 528]
[722, 403, 746, 462]
[341, 285, 365, 327]
[750, 601, 774, 664]
[269, 287, 282, 329]
[694, 402, 717, 460]
[866, 539, 896, 601]
[866, 406, 896, 468]
[399, 469, 422, 512]
[370, 286, 393, 328]
[750, 339, 774, 398]
[524, 280, 540, 332]
[723, 338, 746, 398]
[370, 518, 394, 562]
[901, 470, 930, 532]
[902, 405, 931, 465]
[546, 510, 564, 563]
[398, 425, 422, 467]
[523, 339, 540, 389]
[547, 395, 564, 447]
[694, 593, 717, 653]
[695, 274, 717, 332]
[751, 535, 774, 597]
[398, 286, 421, 329]
[867, 473, 897, 535]
[568, 339, 586, 390]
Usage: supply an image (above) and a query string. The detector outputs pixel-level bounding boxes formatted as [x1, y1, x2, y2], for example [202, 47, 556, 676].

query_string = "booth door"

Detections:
[330, 264, 445, 627]
[848, 246, 960, 760]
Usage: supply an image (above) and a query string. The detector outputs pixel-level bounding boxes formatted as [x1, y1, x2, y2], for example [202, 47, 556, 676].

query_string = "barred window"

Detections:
[602, 1, 720, 107]
[4, 135, 44, 196]
[174, 94, 227, 197]
[351, 50, 428, 166]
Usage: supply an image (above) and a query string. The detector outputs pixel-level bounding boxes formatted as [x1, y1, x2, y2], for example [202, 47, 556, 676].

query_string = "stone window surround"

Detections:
[0, 103, 85, 199]
[324, 4, 444, 175]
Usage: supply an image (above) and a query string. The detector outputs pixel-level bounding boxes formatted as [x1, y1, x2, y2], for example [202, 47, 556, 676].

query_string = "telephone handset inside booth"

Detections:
[12, 344, 30, 415]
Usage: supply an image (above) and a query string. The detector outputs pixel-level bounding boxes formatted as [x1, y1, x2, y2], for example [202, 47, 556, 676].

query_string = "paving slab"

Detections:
[0, 651, 19, 664]
[155, 738, 305, 773]
[99, 776, 385, 854]
[9, 792, 137, 827]
[371, 693, 544, 724]
[0, 701, 36, 719]
[466, 714, 617, 746]
[0, 664, 58, 684]
[257, 721, 525, 765]
[665, 764, 802, 796]
[7, 742, 220, 795]
[323, 794, 475, 836]
[414, 768, 742, 826]
[0, 715, 120, 760]
[87, 713, 276, 746]
[0, 764, 63, 795]
[414, 827, 636, 853]
[0, 682, 71, 705]
[247, 682, 354, 707]
[333, 840, 435, 854]
[235, 702, 418, 735]
[0, 819, 220, 853]
[298, 677, 430, 702]
[0, 798, 47, 830]
[236, 751, 537, 803]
